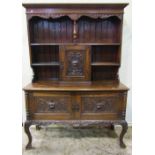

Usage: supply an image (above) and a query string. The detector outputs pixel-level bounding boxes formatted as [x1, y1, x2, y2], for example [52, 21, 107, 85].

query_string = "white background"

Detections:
[0, 0, 155, 155]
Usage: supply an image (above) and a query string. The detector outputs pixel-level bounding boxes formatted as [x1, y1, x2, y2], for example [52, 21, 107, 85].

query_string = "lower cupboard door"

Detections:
[80, 93, 123, 120]
[31, 92, 72, 120]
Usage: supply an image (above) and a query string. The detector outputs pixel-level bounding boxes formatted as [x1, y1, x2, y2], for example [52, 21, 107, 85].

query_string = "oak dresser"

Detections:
[23, 3, 129, 149]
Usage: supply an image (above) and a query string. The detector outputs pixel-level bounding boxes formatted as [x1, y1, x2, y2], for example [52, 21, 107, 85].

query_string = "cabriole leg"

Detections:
[119, 121, 128, 148]
[24, 121, 33, 150]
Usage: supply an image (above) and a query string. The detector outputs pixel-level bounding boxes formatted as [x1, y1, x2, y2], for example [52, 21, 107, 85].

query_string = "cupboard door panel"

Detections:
[59, 45, 91, 81]
[79, 92, 124, 120]
[30, 92, 72, 120]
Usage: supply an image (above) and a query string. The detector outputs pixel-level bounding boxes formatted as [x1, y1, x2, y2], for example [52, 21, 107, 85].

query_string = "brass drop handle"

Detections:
[48, 102, 55, 109]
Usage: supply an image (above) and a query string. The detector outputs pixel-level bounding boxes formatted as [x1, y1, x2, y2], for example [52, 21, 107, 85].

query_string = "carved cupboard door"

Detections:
[79, 92, 124, 120]
[59, 45, 91, 81]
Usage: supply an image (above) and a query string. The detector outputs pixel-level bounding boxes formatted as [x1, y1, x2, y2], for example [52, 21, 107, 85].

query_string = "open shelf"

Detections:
[29, 16, 73, 43]
[28, 12, 122, 83]
[31, 45, 59, 64]
[77, 16, 121, 43]
[29, 16, 121, 44]
[92, 66, 119, 81]
[31, 62, 60, 67]
[33, 66, 59, 81]
[91, 62, 120, 66]
[91, 45, 120, 66]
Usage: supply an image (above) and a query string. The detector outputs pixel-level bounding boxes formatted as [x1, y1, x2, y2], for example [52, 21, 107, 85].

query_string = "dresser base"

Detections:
[24, 120, 128, 149]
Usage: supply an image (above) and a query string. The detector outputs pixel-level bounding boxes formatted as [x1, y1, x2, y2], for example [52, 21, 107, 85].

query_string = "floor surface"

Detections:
[22, 124, 132, 155]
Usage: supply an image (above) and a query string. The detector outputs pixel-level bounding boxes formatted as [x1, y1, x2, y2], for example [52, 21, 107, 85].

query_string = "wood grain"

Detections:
[23, 3, 129, 149]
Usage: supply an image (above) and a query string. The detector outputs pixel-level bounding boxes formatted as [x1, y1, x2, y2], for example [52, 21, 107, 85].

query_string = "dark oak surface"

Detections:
[23, 81, 128, 92]
[22, 3, 128, 9]
[23, 3, 129, 149]
[23, 3, 129, 82]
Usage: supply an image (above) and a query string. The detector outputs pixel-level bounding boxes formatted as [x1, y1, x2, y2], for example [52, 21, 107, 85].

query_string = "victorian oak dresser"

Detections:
[23, 3, 129, 149]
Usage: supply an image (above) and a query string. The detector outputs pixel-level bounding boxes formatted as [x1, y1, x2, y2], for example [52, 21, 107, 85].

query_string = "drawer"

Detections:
[29, 92, 72, 120]
[80, 93, 124, 120]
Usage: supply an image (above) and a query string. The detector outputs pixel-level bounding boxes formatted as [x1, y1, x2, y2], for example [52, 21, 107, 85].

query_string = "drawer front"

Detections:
[80, 93, 125, 120]
[29, 92, 72, 120]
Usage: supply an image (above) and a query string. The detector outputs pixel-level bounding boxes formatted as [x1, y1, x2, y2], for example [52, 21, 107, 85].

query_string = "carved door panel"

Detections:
[59, 45, 91, 81]
[79, 93, 124, 120]
[30, 92, 73, 120]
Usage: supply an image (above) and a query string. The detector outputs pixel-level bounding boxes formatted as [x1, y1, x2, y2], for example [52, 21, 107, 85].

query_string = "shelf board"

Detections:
[31, 62, 60, 66]
[30, 43, 121, 46]
[91, 62, 120, 66]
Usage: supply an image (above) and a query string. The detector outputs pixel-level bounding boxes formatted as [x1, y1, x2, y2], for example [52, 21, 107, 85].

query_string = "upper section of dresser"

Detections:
[23, 3, 128, 83]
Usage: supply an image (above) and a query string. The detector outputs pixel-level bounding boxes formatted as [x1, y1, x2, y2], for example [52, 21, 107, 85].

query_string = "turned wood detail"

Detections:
[73, 20, 78, 40]
[122, 92, 127, 119]
[25, 92, 31, 120]
[116, 92, 127, 119]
